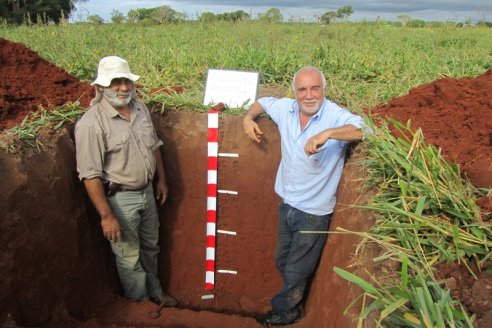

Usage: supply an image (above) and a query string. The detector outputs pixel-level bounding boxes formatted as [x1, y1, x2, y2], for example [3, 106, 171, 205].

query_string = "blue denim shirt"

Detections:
[258, 97, 364, 215]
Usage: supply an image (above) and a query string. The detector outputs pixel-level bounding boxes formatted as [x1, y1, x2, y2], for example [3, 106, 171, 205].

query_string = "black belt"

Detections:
[104, 182, 149, 196]
[119, 184, 149, 192]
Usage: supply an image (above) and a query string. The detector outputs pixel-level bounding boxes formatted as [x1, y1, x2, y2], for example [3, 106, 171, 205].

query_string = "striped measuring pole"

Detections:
[205, 103, 225, 290]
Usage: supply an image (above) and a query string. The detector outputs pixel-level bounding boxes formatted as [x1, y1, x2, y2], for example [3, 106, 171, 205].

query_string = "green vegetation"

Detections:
[1, 22, 491, 112]
[0, 0, 86, 24]
[127, 6, 186, 24]
[4, 102, 82, 151]
[333, 119, 491, 327]
[0, 21, 491, 325]
[256, 8, 283, 23]
[335, 260, 475, 327]
[320, 5, 355, 24]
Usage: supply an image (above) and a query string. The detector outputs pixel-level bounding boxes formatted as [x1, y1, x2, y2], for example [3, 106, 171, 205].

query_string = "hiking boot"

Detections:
[150, 293, 178, 307]
[256, 310, 300, 326]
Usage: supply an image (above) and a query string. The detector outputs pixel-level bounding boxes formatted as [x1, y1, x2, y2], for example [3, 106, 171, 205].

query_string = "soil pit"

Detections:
[1, 38, 491, 327]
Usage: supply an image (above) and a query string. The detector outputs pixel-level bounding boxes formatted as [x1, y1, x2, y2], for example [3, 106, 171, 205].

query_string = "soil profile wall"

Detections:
[0, 130, 118, 326]
[0, 111, 371, 327]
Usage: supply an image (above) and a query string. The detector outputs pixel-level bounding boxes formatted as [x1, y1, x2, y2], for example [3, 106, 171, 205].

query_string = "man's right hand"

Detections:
[101, 214, 121, 242]
[243, 101, 266, 143]
[243, 117, 263, 143]
[83, 178, 122, 242]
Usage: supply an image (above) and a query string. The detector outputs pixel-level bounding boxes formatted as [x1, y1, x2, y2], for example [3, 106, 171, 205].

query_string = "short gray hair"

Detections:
[292, 66, 327, 92]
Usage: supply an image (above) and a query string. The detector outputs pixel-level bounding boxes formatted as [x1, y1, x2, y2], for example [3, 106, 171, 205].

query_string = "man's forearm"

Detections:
[84, 177, 121, 241]
[83, 178, 113, 219]
[154, 147, 166, 182]
[322, 124, 362, 142]
[244, 101, 265, 121]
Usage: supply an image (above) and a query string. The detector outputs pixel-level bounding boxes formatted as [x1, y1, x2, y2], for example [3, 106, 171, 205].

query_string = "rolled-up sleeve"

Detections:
[75, 123, 105, 181]
[150, 125, 163, 151]
[139, 102, 163, 151]
[257, 97, 293, 124]
[329, 103, 364, 129]
[152, 139, 164, 151]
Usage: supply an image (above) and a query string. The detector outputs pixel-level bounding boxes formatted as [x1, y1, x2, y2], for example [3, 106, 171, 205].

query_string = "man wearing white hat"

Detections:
[75, 56, 177, 307]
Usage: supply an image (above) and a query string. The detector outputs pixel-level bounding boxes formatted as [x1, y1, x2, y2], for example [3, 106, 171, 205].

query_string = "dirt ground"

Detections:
[0, 37, 491, 327]
[371, 71, 492, 189]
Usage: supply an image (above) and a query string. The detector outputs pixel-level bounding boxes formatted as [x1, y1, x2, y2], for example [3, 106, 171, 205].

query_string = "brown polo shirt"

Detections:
[75, 97, 163, 190]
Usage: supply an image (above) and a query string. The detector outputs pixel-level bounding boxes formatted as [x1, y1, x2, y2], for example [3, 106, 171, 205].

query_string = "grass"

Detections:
[2, 21, 491, 150]
[3, 102, 83, 150]
[1, 21, 491, 113]
[334, 119, 490, 326]
[335, 258, 475, 328]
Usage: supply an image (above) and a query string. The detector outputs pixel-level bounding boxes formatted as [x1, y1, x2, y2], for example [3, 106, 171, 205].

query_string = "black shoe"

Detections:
[257, 310, 299, 326]
[150, 293, 178, 307]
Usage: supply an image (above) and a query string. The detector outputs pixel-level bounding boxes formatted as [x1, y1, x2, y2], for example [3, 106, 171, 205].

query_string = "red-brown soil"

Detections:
[0, 38, 491, 327]
[371, 72, 492, 188]
[437, 262, 492, 328]
[0, 38, 93, 130]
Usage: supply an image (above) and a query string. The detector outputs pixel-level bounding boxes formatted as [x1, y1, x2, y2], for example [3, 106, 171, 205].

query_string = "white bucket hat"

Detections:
[91, 56, 140, 87]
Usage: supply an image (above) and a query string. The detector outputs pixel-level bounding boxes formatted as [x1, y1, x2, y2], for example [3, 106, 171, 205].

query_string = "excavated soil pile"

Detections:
[0, 38, 491, 327]
[372, 71, 492, 188]
[0, 38, 93, 130]
[371, 71, 492, 327]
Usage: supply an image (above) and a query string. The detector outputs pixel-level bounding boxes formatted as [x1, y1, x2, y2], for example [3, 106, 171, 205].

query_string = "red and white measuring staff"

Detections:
[205, 103, 225, 290]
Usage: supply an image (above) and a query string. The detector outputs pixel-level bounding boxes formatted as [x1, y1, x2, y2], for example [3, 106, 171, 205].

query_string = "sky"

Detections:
[72, 0, 492, 23]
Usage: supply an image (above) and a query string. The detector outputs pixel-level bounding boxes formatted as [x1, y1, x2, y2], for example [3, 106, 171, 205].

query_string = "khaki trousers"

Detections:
[107, 184, 163, 301]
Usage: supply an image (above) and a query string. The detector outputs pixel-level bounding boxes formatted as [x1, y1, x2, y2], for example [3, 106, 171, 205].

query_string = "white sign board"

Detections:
[203, 69, 259, 108]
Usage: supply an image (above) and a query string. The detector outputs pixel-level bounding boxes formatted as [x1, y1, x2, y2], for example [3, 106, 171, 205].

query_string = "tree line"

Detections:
[89, 6, 351, 25]
[89, 7, 287, 25]
[0, 0, 86, 24]
[85, 5, 492, 28]
[1, 2, 491, 27]
[0, 2, 349, 25]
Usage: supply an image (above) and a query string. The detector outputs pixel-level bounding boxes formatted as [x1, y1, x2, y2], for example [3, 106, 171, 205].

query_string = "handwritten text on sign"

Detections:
[203, 69, 259, 108]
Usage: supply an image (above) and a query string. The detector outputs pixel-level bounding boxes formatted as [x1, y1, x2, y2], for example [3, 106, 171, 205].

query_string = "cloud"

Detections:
[174, 0, 492, 20]
[176, 0, 492, 12]
[75, 0, 492, 22]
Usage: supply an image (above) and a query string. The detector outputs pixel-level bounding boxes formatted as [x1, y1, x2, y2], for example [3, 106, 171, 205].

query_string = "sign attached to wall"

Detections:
[203, 69, 259, 108]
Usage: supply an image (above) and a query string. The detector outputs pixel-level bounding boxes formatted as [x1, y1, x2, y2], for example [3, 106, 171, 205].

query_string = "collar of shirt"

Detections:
[100, 97, 142, 122]
[288, 98, 326, 135]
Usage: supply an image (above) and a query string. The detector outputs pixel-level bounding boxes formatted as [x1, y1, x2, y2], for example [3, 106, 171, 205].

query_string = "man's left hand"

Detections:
[304, 131, 330, 156]
[155, 180, 169, 206]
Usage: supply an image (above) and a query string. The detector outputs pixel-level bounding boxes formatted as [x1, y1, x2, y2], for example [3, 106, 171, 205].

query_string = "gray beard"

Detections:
[103, 88, 135, 108]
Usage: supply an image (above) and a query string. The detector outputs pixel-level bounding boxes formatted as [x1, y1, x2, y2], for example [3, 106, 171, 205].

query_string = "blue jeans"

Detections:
[272, 201, 331, 316]
[107, 184, 163, 301]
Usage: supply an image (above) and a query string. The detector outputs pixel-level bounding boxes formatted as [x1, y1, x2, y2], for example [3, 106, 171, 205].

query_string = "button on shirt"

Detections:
[258, 97, 364, 215]
[75, 97, 163, 190]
